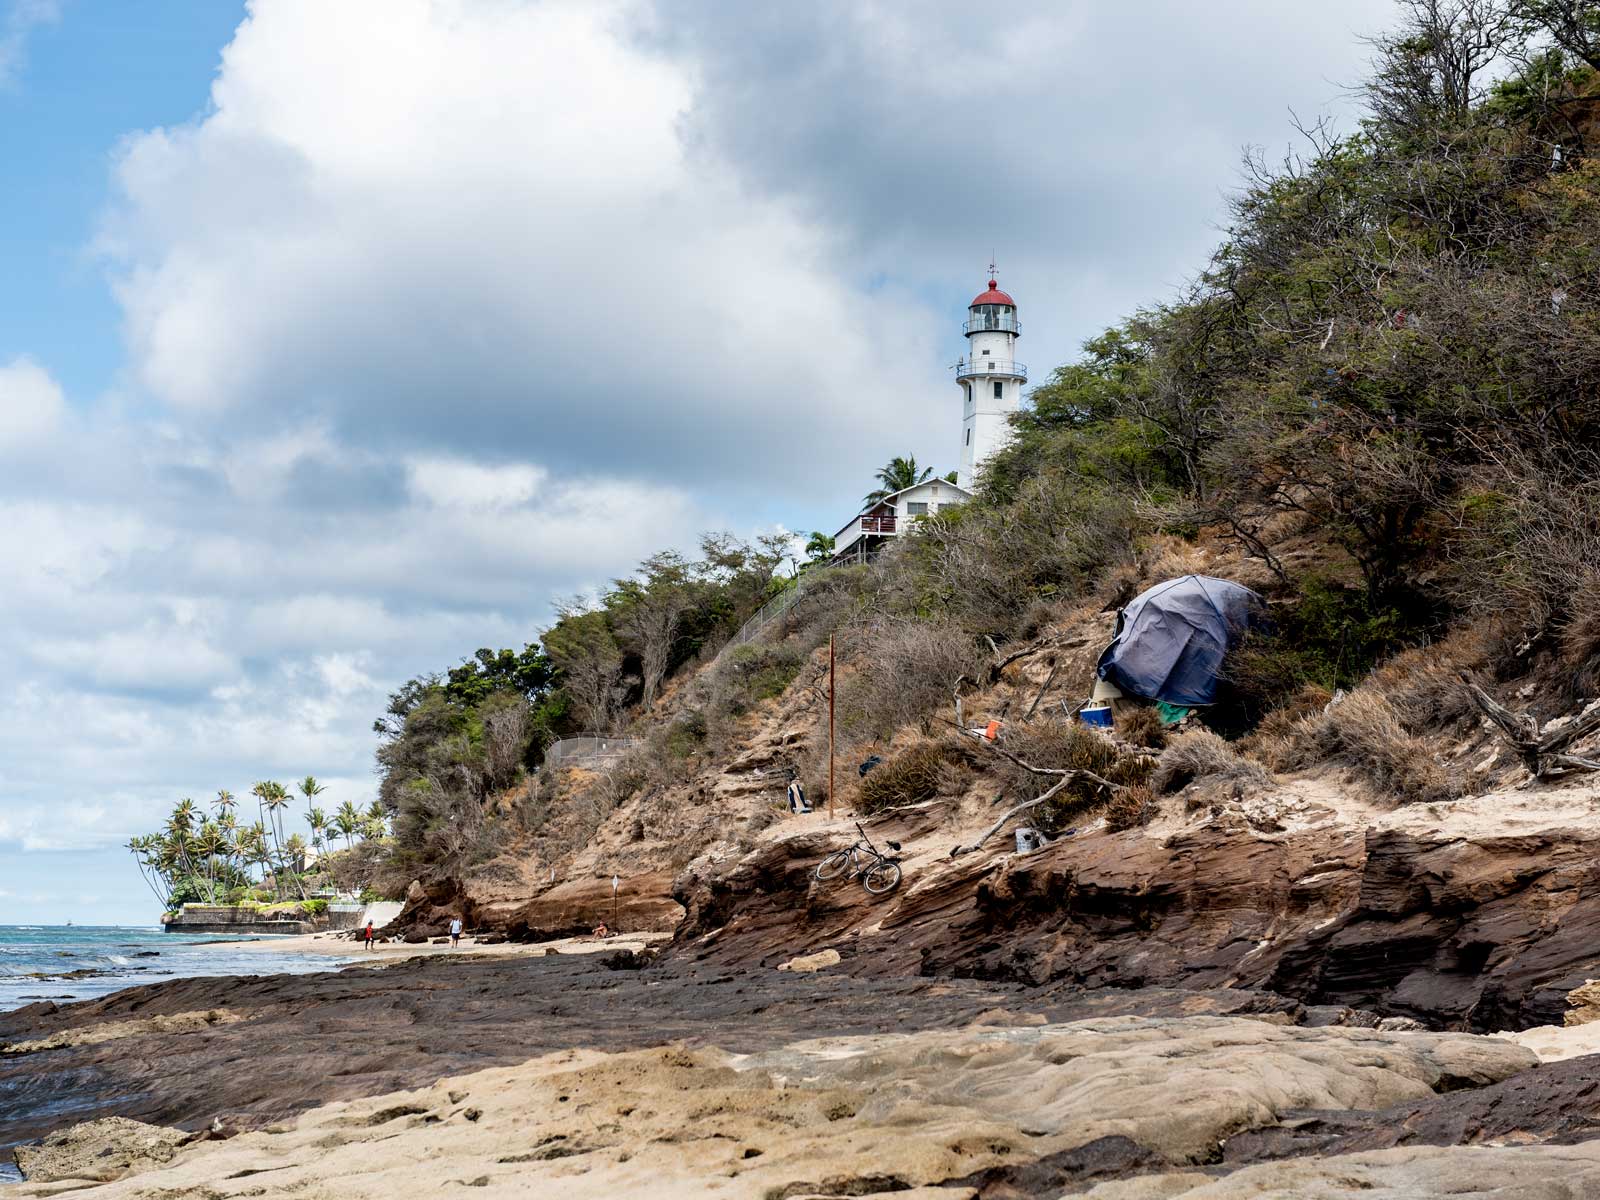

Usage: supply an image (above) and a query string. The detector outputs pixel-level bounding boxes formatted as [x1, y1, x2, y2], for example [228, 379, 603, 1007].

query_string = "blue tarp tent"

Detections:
[1096, 575, 1264, 707]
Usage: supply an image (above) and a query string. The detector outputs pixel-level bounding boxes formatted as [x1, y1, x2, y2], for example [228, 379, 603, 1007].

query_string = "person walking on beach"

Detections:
[362, 922, 374, 950]
[449, 916, 462, 949]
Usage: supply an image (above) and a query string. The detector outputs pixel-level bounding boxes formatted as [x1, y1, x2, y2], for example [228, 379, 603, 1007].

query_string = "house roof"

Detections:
[831, 478, 973, 542]
[970, 279, 1015, 307]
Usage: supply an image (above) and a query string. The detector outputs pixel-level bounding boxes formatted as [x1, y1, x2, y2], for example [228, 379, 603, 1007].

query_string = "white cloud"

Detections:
[0, 408, 715, 851]
[0, 0, 1413, 878]
[97, 0, 946, 500]
[32, 622, 238, 693]
[0, 0, 60, 88]
[0, 356, 66, 448]
[408, 457, 545, 511]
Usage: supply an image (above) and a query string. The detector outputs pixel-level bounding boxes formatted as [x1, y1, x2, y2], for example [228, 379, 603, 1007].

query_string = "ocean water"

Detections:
[1, 925, 354, 1183]
[0, 924, 354, 1016]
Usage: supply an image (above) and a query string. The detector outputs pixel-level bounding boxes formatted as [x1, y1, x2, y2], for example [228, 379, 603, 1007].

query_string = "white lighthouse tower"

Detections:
[955, 272, 1026, 490]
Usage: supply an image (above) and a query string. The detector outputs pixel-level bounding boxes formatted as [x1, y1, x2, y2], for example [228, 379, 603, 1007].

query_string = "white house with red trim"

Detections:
[830, 477, 970, 564]
[829, 274, 1025, 564]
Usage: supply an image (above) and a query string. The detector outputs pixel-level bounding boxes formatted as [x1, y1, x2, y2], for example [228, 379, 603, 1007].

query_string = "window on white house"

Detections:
[965, 428, 971, 445]
[993, 381, 1003, 399]
[907, 502, 928, 515]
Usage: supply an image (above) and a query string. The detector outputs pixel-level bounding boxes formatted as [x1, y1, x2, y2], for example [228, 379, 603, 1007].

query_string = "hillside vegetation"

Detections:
[370, 0, 1600, 893]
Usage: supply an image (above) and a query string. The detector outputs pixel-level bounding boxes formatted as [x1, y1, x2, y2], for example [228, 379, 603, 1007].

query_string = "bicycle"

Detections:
[814, 822, 903, 895]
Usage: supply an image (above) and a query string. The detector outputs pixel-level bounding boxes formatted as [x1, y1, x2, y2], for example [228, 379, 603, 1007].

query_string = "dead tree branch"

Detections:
[949, 775, 1072, 858]
[1023, 661, 1060, 721]
[1461, 672, 1600, 779]
[985, 637, 1055, 684]
[944, 725, 1126, 857]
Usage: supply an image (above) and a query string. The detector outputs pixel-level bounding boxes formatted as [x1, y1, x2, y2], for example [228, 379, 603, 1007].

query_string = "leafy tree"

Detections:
[443, 645, 552, 709]
[608, 551, 694, 707]
[543, 609, 624, 734]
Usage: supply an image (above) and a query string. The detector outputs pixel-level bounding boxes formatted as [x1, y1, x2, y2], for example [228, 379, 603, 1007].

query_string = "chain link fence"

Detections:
[544, 736, 641, 769]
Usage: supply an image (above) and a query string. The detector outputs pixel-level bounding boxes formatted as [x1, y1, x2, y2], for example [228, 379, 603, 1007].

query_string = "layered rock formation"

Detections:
[673, 784, 1600, 1033]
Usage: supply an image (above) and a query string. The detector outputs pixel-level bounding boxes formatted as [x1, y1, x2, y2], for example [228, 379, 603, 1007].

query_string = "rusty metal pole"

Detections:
[828, 634, 836, 820]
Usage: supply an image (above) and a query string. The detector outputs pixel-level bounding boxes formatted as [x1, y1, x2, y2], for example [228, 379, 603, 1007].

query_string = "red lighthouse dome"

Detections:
[970, 278, 1015, 307]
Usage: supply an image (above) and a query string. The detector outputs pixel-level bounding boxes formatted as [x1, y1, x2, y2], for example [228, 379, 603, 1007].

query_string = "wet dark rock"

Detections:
[939, 1134, 1159, 1195]
[0, 955, 1292, 1156]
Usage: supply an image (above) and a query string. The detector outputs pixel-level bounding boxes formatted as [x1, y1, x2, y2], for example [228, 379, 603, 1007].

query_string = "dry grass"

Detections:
[1562, 581, 1600, 696]
[1313, 691, 1458, 805]
[1367, 625, 1498, 731]
[1103, 783, 1158, 832]
[989, 721, 1154, 831]
[1253, 691, 1457, 806]
[1246, 684, 1334, 749]
[1116, 705, 1168, 749]
[858, 742, 952, 814]
[840, 618, 986, 740]
[1151, 729, 1272, 794]
[1137, 535, 1210, 585]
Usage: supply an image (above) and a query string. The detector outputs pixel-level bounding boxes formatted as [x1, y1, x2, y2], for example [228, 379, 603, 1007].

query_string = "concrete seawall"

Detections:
[162, 906, 315, 935]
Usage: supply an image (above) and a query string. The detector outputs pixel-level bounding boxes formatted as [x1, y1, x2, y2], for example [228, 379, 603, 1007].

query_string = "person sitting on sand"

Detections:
[449, 916, 462, 949]
[363, 922, 374, 950]
[592, 921, 609, 939]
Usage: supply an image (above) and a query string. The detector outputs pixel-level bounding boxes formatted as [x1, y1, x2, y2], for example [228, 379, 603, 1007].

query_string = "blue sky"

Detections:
[0, 0, 1396, 925]
[1, 2, 245, 401]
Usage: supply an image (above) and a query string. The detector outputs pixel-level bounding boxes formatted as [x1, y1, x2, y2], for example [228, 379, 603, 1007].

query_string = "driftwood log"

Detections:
[948, 728, 1125, 857]
[1461, 672, 1600, 779]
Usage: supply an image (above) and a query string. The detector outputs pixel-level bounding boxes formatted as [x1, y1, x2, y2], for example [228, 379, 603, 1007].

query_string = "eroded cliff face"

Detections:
[671, 784, 1600, 1033]
[387, 558, 1600, 1040]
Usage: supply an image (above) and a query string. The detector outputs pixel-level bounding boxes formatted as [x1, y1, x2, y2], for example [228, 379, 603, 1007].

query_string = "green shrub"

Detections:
[662, 709, 708, 760]
[713, 642, 805, 716]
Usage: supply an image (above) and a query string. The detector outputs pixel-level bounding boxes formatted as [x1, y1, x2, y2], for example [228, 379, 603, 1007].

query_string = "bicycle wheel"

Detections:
[862, 861, 901, 895]
[815, 850, 853, 881]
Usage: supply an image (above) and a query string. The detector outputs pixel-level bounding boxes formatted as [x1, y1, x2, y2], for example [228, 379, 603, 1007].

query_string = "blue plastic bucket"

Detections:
[1079, 703, 1113, 729]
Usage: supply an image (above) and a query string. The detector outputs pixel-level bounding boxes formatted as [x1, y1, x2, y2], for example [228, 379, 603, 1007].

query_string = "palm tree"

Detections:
[804, 531, 835, 562]
[165, 801, 200, 894]
[242, 822, 279, 900]
[307, 806, 328, 853]
[298, 776, 325, 823]
[195, 821, 227, 903]
[333, 801, 362, 852]
[365, 800, 387, 837]
[283, 833, 309, 877]
[216, 812, 239, 884]
[214, 789, 236, 820]
[864, 454, 933, 504]
[251, 781, 301, 895]
[126, 836, 171, 909]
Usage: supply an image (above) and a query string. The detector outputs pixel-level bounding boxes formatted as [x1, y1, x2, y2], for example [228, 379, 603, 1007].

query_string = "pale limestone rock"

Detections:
[777, 948, 840, 972]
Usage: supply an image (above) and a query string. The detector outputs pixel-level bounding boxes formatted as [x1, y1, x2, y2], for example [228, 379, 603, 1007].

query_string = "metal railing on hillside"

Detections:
[545, 736, 640, 769]
[718, 580, 808, 658]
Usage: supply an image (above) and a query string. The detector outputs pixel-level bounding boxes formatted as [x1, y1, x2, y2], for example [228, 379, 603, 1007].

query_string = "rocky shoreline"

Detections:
[4, 949, 1600, 1195]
